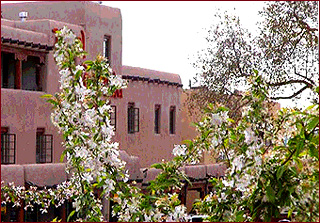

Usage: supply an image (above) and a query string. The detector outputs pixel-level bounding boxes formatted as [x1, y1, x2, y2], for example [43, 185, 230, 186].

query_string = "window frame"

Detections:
[128, 103, 139, 134]
[36, 128, 53, 163]
[1, 127, 16, 164]
[103, 35, 111, 62]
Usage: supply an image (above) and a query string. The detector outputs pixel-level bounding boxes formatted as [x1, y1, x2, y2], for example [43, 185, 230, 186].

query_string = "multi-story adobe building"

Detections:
[1, 1, 183, 168]
[1, 1, 227, 221]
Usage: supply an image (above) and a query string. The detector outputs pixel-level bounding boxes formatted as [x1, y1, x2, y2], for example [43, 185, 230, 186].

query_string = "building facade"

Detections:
[1, 1, 228, 221]
[1, 1, 182, 168]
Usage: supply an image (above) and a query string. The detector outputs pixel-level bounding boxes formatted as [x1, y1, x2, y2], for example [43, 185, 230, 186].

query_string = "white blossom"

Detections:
[211, 136, 221, 147]
[172, 144, 187, 156]
[244, 127, 257, 144]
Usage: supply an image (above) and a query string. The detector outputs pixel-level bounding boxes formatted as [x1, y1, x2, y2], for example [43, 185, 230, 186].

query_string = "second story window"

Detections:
[36, 128, 53, 163]
[110, 105, 117, 130]
[1, 52, 16, 89]
[1, 52, 44, 91]
[169, 106, 176, 134]
[22, 56, 43, 91]
[128, 103, 139, 134]
[154, 104, 161, 134]
[103, 35, 111, 61]
[1, 127, 16, 164]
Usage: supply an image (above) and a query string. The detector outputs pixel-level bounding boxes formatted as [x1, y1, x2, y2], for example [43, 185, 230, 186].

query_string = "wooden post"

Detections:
[17, 201, 24, 222]
[61, 203, 66, 222]
[14, 59, 22, 89]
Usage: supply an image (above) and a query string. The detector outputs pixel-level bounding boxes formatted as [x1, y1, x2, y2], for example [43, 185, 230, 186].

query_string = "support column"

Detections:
[14, 59, 22, 89]
[61, 203, 66, 222]
[17, 202, 24, 222]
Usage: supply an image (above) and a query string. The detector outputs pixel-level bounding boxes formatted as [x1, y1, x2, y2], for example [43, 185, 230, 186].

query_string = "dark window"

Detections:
[110, 105, 117, 130]
[1, 52, 16, 89]
[22, 56, 42, 91]
[1, 53, 44, 91]
[169, 106, 176, 134]
[154, 104, 161, 134]
[24, 202, 64, 222]
[103, 35, 111, 61]
[1, 203, 19, 222]
[1, 127, 16, 164]
[36, 128, 53, 163]
[128, 103, 139, 134]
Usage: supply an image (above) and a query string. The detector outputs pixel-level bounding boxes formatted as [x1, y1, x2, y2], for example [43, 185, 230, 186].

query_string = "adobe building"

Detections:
[1, 1, 183, 168]
[1, 2, 228, 221]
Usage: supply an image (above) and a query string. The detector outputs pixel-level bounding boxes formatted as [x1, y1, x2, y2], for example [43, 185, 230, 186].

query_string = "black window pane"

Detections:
[36, 133, 53, 163]
[103, 36, 111, 61]
[1, 52, 16, 89]
[154, 105, 161, 134]
[169, 106, 176, 134]
[134, 108, 139, 133]
[128, 103, 139, 134]
[128, 103, 134, 134]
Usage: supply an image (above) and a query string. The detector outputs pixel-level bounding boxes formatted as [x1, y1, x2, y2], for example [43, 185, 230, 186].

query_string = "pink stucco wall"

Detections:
[113, 66, 182, 167]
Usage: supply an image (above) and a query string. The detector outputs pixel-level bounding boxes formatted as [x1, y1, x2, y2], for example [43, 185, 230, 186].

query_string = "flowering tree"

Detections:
[1, 27, 189, 222]
[191, 74, 319, 222]
[1, 27, 318, 222]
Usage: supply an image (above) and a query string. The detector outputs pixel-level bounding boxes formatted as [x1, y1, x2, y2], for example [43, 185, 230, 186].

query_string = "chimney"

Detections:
[18, 11, 28, 22]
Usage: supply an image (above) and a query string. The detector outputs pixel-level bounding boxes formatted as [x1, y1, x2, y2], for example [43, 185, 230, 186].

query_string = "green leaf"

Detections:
[308, 144, 319, 159]
[40, 94, 53, 99]
[276, 165, 286, 180]
[307, 117, 319, 132]
[150, 163, 163, 170]
[47, 99, 59, 106]
[83, 60, 93, 65]
[266, 185, 275, 203]
[182, 139, 193, 146]
[67, 210, 76, 222]
[236, 210, 245, 222]
[60, 150, 68, 162]
[227, 118, 235, 123]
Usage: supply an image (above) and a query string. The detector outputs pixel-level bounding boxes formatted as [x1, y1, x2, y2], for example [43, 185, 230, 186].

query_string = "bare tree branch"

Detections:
[293, 12, 318, 32]
[270, 85, 309, 100]
[294, 71, 316, 86]
[266, 79, 314, 89]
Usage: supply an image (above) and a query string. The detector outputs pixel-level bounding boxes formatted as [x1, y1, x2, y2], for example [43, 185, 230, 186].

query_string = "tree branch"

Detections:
[266, 79, 314, 88]
[294, 70, 315, 86]
[293, 12, 318, 32]
[270, 85, 309, 100]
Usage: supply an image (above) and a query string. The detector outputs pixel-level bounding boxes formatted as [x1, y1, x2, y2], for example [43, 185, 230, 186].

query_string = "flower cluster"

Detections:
[1, 181, 77, 214]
